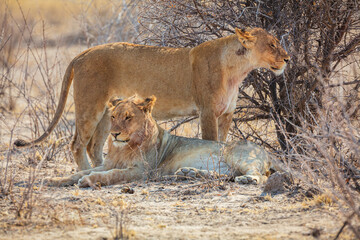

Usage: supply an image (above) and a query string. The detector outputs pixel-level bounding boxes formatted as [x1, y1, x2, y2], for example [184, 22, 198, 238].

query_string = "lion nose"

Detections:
[112, 133, 120, 139]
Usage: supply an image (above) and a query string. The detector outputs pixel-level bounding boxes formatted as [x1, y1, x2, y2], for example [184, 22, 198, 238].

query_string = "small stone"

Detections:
[262, 172, 293, 195]
[121, 186, 134, 194]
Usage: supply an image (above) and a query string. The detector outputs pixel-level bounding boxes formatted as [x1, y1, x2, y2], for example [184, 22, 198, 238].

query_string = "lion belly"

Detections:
[157, 133, 272, 178]
[161, 149, 231, 176]
[74, 42, 197, 120]
[151, 101, 198, 119]
[158, 137, 232, 175]
[107, 43, 196, 119]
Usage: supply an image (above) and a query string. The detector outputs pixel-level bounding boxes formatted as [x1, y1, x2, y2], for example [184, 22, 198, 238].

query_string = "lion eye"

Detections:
[111, 116, 115, 120]
[125, 116, 132, 121]
[270, 43, 276, 48]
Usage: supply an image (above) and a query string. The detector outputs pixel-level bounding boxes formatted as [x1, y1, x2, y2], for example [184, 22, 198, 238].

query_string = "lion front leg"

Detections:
[218, 112, 234, 142]
[45, 176, 78, 187]
[200, 110, 219, 141]
[78, 167, 143, 188]
[45, 166, 106, 187]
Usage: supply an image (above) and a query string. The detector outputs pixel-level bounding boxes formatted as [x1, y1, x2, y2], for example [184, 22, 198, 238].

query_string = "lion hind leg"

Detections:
[72, 104, 108, 170]
[234, 162, 269, 185]
[87, 109, 111, 167]
[71, 131, 91, 171]
[226, 141, 271, 185]
[175, 167, 217, 180]
[235, 174, 267, 185]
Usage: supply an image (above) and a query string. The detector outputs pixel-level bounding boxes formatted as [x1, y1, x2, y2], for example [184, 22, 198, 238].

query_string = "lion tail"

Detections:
[14, 59, 76, 148]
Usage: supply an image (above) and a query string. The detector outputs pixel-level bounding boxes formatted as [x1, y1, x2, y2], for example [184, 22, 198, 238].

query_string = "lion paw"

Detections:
[78, 175, 93, 188]
[235, 175, 259, 185]
[78, 173, 103, 189]
[42, 177, 54, 186]
[175, 167, 210, 180]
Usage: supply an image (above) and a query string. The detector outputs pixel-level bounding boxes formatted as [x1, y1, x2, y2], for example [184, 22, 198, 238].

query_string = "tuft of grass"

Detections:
[111, 199, 135, 240]
[301, 193, 335, 209]
[313, 194, 334, 206]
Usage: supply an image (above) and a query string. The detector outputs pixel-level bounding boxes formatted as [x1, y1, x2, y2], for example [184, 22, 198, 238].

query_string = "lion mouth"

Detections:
[270, 66, 285, 76]
[114, 139, 130, 143]
[270, 66, 280, 71]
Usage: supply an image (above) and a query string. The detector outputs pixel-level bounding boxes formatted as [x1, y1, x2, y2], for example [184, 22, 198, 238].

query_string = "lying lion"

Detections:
[48, 95, 281, 188]
[15, 28, 289, 171]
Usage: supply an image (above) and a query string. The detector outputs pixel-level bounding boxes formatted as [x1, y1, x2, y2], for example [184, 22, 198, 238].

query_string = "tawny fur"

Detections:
[47, 96, 281, 188]
[14, 28, 289, 171]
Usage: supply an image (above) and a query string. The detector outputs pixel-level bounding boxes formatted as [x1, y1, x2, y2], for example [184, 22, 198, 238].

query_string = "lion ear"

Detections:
[137, 95, 157, 113]
[107, 97, 123, 108]
[235, 28, 257, 49]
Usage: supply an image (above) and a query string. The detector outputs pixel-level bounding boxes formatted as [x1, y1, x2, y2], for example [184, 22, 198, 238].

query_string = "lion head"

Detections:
[108, 95, 157, 148]
[236, 28, 290, 75]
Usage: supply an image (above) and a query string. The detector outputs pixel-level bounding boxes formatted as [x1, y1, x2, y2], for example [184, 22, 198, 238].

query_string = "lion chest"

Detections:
[214, 76, 241, 116]
[214, 62, 253, 117]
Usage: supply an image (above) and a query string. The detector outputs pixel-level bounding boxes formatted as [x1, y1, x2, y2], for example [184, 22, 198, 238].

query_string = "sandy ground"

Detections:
[0, 154, 349, 240]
